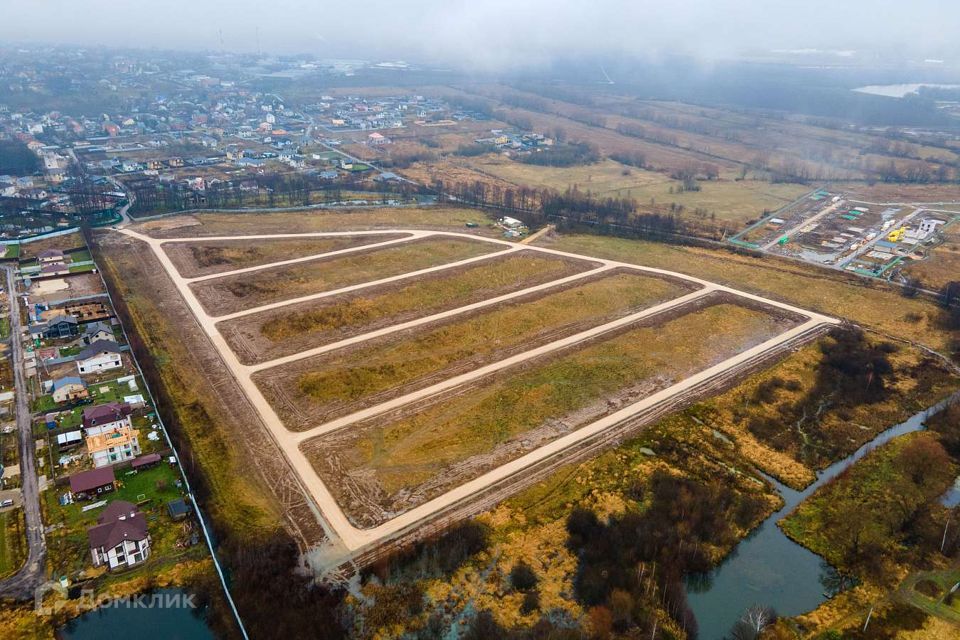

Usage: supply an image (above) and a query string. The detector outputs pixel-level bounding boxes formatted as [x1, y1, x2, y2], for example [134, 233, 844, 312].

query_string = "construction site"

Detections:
[730, 187, 960, 280]
[94, 222, 839, 574]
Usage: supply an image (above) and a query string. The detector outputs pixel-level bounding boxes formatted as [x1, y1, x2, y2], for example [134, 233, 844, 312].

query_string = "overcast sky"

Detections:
[2, 1, 959, 69]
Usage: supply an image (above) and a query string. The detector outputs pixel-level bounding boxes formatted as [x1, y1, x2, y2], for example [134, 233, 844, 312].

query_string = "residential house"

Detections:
[367, 132, 390, 146]
[85, 425, 141, 468]
[87, 501, 151, 570]
[37, 249, 65, 264]
[76, 340, 123, 375]
[51, 376, 88, 403]
[82, 402, 133, 436]
[81, 321, 114, 345]
[69, 466, 116, 500]
[29, 314, 79, 340]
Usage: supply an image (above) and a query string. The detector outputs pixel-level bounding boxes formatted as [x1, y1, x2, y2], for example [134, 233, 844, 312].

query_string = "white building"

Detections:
[87, 501, 151, 570]
[76, 340, 123, 375]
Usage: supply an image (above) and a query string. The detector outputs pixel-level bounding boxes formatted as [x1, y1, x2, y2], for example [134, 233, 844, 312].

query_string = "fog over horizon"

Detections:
[3, 0, 960, 70]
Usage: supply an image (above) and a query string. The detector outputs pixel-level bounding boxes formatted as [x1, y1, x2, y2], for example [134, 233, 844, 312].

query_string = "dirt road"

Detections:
[0, 267, 47, 600]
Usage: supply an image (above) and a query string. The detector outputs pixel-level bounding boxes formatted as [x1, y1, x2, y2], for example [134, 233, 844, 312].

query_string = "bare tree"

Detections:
[728, 605, 777, 640]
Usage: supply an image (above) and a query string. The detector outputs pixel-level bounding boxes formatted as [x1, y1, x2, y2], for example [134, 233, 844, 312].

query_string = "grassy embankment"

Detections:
[264, 271, 687, 425]
[306, 302, 788, 499]
[190, 236, 501, 314]
[773, 422, 960, 639]
[0, 508, 26, 579]
[97, 246, 281, 544]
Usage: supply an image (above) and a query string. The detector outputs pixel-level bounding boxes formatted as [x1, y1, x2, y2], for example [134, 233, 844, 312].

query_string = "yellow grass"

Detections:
[253, 253, 590, 351]
[265, 271, 686, 426]
[468, 157, 809, 225]
[191, 237, 500, 314]
[135, 207, 496, 238]
[540, 233, 953, 352]
[313, 302, 787, 495]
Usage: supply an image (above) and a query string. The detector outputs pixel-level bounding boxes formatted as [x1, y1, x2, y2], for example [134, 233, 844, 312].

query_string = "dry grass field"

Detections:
[255, 270, 693, 428]
[135, 207, 497, 239]
[190, 236, 502, 315]
[163, 234, 408, 278]
[902, 222, 960, 291]
[467, 156, 809, 226]
[302, 300, 795, 524]
[539, 233, 954, 352]
[220, 252, 596, 364]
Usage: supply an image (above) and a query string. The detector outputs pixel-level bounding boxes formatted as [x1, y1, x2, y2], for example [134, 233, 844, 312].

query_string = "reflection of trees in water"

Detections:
[819, 560, 858, 597]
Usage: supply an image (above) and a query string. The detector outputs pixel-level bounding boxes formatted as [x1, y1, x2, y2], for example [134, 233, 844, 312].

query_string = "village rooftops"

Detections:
[69, 466, 115, 494]
[81, 321, 113, 336]
[52, 375, 84, 391]
[82, 401, 132, 428]
[37, 249, 65, 259]
[77, 339, 121, 360]
[87, 507, 148, 550]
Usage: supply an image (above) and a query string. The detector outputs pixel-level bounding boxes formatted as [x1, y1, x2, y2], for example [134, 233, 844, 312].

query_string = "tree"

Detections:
[509, 561, 539, 591]
[728, 605, 777, 640]
[902, 276, 922, 298]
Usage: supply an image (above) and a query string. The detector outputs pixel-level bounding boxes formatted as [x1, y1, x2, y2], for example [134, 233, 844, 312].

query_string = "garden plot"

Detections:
[189, 236, 504, 316]
[219, 251, 598, 364]
[300, 296, 803, 527]
[163, 233, 410, 278]
[253, 269, 696, 428]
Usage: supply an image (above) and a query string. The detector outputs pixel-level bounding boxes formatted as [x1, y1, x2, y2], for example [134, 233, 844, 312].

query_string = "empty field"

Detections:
[540, 233, 953, 352]
[302, 298, 799, 526]
[190, 236, 503, 315]
[902, 222, 960, 290]
[136, 207, 496, 239]
[468, 157, 809, 226]
[255, 270, 694, 428]
[163, 234, 408, 278]
[220, 251, 597, 364]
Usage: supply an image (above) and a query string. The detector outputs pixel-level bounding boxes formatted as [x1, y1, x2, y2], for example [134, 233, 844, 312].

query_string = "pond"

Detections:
[686, 394, 959, 639]
[58, 588, 215, 640]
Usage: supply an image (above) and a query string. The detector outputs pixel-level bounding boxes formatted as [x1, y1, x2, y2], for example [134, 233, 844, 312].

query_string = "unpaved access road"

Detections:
[117, 227, 839, 562]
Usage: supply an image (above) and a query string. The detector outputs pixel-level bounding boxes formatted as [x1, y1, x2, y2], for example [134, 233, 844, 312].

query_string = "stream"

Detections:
[685, 393, 960, 639]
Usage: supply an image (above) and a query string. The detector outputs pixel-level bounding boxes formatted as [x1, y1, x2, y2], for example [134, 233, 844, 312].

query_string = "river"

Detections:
[57, 588, 215, 640]
[686, 394, 959, 639]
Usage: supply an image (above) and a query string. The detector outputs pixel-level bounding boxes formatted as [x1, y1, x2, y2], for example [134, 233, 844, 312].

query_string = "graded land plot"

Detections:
[190, 236, 503, 316]
[465, 157, 810, 227]
[255, 270, 695, 429]
[163, 233, 410, 278]
[220, 251, 598, 364]
[540, 233, 954, 352]
[902, 221, 960, 290]
[301, 297, 800, 526]
[135, 207, 496, 239]
[26, 272, 106, 305]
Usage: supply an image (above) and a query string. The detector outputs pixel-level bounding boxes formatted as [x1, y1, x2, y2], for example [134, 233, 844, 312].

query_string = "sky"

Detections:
[2, 0, 959, 69]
